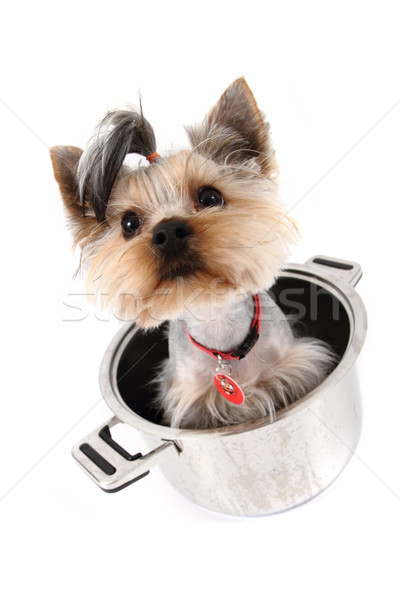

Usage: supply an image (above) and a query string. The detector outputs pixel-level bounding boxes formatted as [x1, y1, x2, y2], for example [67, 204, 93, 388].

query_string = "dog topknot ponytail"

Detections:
[78, 106, 157, 222]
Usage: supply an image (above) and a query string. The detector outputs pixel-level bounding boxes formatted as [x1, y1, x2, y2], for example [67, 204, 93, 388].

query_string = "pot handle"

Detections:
[71, 415, 181, 492]
[305, 255, 362, 288]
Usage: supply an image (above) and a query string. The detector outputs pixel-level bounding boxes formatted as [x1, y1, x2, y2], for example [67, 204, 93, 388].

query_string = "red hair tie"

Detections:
[146, 152, 160, 164]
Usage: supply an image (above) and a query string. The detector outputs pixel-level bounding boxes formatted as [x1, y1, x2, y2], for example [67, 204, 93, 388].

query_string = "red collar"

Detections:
[185, 294, 262, 361]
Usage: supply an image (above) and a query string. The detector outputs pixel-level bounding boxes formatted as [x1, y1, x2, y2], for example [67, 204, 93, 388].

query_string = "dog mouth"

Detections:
[157, 253, 205, 282]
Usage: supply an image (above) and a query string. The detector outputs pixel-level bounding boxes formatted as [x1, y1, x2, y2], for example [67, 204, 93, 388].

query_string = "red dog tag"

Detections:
[214, 373, 245, 405]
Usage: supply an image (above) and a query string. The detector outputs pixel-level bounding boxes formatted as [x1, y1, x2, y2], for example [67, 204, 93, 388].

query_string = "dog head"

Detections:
[50, 78, 297, 327]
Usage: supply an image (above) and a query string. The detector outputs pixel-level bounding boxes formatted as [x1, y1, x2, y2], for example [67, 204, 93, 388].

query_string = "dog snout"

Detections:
[152, 219, 193, 257]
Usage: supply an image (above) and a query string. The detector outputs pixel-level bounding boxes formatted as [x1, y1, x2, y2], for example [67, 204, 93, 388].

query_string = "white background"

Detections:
[1, 1, 399, 598]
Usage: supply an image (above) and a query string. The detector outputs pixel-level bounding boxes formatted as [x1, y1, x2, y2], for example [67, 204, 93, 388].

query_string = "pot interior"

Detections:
[116, 276, 350, 426]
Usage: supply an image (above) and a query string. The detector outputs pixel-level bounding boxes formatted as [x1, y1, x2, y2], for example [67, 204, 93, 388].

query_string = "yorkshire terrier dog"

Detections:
[51, 78, 333, 429]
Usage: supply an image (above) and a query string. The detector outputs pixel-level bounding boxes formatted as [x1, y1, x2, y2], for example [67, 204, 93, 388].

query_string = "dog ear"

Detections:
[187, 77, 275, 175]
[50, 145, 99, 246]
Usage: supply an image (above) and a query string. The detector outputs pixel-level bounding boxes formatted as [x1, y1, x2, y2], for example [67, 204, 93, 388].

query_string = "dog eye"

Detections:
[197, 187, 225, 208]
[121, 212, 142, 237]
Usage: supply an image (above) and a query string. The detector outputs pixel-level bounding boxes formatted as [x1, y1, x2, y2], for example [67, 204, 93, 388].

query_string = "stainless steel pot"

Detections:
[72, 256, 367, 516]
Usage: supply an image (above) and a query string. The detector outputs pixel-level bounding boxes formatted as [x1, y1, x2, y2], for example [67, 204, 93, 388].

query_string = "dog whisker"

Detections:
[223, 239, 277, 249]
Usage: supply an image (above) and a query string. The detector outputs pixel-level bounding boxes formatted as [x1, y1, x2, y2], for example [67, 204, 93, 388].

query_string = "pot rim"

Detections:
[99, 258, 367, 440]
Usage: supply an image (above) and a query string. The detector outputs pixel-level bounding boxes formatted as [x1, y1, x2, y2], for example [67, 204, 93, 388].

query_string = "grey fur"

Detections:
[156, 293, 335, 429]
[77, 107, 156, 222]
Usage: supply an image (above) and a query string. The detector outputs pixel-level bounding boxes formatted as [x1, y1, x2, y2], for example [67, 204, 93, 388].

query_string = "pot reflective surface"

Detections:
[72, 256, 367, 516]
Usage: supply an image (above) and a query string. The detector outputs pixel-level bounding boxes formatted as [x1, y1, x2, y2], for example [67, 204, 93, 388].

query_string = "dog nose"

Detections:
[152, 219, 193, 256]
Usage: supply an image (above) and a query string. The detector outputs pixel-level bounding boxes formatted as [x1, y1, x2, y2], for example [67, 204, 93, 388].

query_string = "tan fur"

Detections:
[50, 146, 102, 245]
[187, 78, 277, 177]
[80, 151, 298, 326]
[50, 78, 333, 429]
